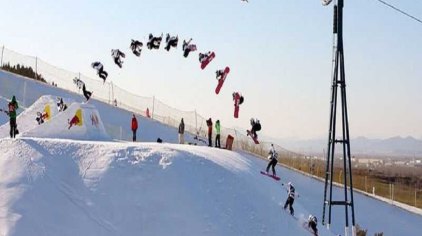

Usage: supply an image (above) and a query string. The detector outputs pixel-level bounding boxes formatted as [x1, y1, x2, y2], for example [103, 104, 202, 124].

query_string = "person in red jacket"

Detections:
[206, 118, 213, 147]
[131, 114, 138, 142]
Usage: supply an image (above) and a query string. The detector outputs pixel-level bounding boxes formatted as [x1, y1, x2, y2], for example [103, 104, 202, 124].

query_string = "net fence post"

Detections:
[0, 45, 4, 66]
[23, 80, 27, 107]
[195, 109, 198, 132]
[152, 96, 155, 120]
[35, 56, 38, 81]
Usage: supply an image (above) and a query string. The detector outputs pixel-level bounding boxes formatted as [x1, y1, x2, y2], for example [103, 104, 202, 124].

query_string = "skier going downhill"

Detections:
[91, 62, 108, 83]
[164, 34, 178, 51]
[265, 144, 278, 176]
[283, 182, 296, 216]
[307, 214, 319, 236]
[130, 39, 143, 56]
[147, 33, 163, 50]
[111, 49, 125, 68]
[182, 38, 197, 57]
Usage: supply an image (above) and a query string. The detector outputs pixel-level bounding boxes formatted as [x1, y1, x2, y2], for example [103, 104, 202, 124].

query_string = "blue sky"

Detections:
[0, 0, 421, 140]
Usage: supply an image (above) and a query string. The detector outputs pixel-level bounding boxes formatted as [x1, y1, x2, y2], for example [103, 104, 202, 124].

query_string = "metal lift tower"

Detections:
[322, 0, 356, 235]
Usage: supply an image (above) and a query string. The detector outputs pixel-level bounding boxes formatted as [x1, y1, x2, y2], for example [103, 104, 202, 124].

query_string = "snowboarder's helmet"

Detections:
[288, 182, 292, 186]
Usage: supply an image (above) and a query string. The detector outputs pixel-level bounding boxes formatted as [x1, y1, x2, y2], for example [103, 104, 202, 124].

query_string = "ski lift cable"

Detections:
[374, 0, 422, 25]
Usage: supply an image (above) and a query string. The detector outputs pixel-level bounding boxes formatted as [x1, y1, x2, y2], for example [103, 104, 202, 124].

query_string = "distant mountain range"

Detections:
[275, 136, 422, 158]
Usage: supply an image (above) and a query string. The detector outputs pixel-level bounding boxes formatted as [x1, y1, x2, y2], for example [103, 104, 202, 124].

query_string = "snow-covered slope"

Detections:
[0, 138, 334, 236]
[0, 70, 198, 144]
[0, 95, 65, 138]
[21, 102, 110, 141]
[1, 70, 422, 236]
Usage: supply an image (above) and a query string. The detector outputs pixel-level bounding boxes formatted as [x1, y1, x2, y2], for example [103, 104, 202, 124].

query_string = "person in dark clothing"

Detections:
[206, 118, 213, 147]
[147, 33, 163, 50]
[131, 114, 138, 142]
[91, 62, 108, 83]
[182, 38, 197, 58]
[82, 84, 92, 101]
[199, 52, 212, 63]
[178, 118, 185, 144]
[283, 182, 296, 216]
[308, 214, 318, 236]
[165, 33, 178, 51]
[266, 144, 278, 176]
[111, 49, 125, 68]
[7, 96, 19, 138]
[130, 39, 143, 56]
[249, 118, 261, 139]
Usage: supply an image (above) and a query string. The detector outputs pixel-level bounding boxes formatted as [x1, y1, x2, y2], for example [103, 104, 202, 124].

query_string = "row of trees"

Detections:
[1, 63, 46, 83]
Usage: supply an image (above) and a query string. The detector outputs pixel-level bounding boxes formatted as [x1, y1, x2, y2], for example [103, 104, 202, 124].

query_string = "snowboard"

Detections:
[200, 52, 215, 70]
[260, 171, 280, 181]
[246, 130, 259, 144]
[234, 105, 240, 118]
[215, 67, 230, 94]
[233, 93, 240, 118]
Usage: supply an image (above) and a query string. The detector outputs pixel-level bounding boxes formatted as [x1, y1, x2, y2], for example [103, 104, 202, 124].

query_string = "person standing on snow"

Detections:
[7, 95, 19, 138]
[215, 120, 221, 148]
[206, 118, 213, 147]
[131, 114, 138, 142]
[178, 118, 185, 144]
[266, 144, 278, 176]
[283, 182, 296, 216]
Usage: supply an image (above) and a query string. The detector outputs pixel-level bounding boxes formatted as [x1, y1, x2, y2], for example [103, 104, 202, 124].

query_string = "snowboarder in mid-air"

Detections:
[164, 33, 178, 51]
[233, 92, 244, 118]
[283, 182, 296, 216]
[216, 69, 225, 80]
[73, 77, 84, 90]
[130, 39, 143, 57]
[266, 144, 278, 176]
[199, 52, 213, 64]
[307, 214, 318, 236]
[147, 33, 163, 50]
[82, 83, 93, 101]
[91, 62, 108, 83]
[111, 49, 125, 68]
[232, 92, 244, 105]
[182, 38, 197, 57]
[248, 118, 261, 139]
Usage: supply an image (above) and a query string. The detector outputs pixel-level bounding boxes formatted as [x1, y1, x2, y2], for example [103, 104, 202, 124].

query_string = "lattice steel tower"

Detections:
[322, 0, 356, 235]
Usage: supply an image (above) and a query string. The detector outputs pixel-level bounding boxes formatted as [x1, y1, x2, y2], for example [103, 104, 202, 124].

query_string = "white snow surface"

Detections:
[0, 138, 334, 236]
[21, 102, 110, 141]
[1, 70, 422, 235]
